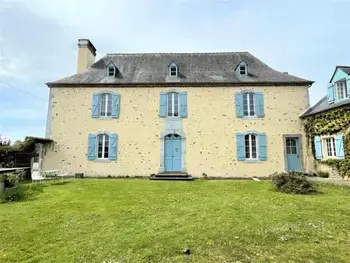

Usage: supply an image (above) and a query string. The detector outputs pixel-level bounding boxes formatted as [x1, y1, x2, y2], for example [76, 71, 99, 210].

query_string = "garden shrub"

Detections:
[316, 170, 329, 178]
[271, 171, 317, 195]
[4, 173, 19, 188]
[0, 183, 43, 203]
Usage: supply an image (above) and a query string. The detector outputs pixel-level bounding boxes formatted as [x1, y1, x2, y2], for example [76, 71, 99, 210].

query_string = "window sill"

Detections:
[94, 159, 111, 163]
[241, 116, 264, 120]
[241, 159, 262, 163]
[93, 116, 118, 120]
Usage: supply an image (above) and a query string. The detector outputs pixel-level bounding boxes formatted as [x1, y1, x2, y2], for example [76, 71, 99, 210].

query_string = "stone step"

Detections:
[155, 172, 189, 177]
[149, 176, 194, 181]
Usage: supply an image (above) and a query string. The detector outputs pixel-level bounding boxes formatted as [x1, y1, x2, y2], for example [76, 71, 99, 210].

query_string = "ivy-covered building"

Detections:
[301, 66, 350, 179]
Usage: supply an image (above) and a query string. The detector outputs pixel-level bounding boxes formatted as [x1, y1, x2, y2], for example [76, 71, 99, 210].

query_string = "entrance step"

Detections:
[150, 172, 193, 181]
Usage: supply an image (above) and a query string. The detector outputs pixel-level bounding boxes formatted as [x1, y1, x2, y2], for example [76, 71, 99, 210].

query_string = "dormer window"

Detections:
[240, 65, 247, 75]
[236, 61, 248, 76]
[107, 62, 117, 77]
[335, 81, 347, 100]
[168, 62, 179, 78]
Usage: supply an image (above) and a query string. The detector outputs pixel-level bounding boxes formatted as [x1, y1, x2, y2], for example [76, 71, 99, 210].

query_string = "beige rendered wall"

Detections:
[43, 85, 312, 177]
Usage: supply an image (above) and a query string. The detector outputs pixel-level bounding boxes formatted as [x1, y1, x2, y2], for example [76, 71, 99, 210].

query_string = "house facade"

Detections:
[42, 39, 314, 177]
[301, 66, 350, 179]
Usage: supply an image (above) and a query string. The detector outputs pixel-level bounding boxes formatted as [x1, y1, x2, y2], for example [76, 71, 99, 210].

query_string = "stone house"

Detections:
[43, 39, 314, 178]
[301, 66, 350, 179]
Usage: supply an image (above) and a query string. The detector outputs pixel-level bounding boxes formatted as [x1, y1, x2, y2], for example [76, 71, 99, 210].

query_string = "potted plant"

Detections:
[4, 173, 19, 189]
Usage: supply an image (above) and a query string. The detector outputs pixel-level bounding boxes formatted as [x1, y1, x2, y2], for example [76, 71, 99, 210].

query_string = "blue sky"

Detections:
[0, 0, 349, 142]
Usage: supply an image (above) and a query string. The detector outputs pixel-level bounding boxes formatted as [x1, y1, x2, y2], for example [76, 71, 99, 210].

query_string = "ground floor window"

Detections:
[97, 134, 109, 159]
[245, 134, 257, 159]
[325, 137, 336, 157]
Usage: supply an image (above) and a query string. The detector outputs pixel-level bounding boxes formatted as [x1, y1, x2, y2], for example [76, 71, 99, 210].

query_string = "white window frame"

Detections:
[240, 65, 247, 75]
[243, 92, 256, 117]
[335, 81, 347, 100]
[170, 66, 178, 77]
[97, 134, 109, 159]
[245, 133, 258, 160]
[167, 92, 180, 117]
[108, 65, 116, 77]
[100, 93, 112, 117]
[323, 137, 337, 158]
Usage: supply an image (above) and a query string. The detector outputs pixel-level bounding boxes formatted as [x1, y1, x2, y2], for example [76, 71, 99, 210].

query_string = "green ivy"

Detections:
[303, 105, 350, 178]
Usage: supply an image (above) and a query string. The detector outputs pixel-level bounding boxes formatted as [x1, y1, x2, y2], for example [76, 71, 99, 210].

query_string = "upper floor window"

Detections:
[168, 62, 179, 78]
[167, 92, 179, 117]
[97, 134, 109, 159]
[243, 92, 255, 117]
[100, 93, 112, 117]
[245, 134, 258, 160]
[107, 62, 117, 77]
[91, 92, 120, 119]
[335, 81, 347, 100]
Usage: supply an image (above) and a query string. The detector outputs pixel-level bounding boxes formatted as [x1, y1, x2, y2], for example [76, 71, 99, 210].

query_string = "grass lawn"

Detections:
[0, 179, 349, 263]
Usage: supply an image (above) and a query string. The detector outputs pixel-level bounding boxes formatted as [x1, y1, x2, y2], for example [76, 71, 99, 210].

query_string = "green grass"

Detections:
[0, 179, 349, 263]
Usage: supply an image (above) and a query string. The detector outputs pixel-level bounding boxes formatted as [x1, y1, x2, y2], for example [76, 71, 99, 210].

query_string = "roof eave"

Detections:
[46, 80, 314, 88]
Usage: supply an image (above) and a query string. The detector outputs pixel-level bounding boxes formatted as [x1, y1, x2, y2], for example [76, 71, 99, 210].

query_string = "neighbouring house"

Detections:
[301, 66, 350, 179]
[42, 39, 315, 178]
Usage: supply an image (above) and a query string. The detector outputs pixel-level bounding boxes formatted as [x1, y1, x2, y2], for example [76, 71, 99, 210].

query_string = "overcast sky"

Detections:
[0, 0, 349, 142]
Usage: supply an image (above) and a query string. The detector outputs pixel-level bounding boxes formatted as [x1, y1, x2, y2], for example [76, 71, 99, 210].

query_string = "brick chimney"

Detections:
[77, 39, 96, 73]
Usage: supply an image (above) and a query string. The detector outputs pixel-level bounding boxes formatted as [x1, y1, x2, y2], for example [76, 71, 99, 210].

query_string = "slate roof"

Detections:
[47, 52, 313, 86]
[301, 96, 350, 117]
[329, 66, 350, 83]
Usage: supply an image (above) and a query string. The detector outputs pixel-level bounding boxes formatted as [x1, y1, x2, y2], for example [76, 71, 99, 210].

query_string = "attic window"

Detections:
[168, 62, 178, 78]
[240, 65, 247, 75]
[107, 63, 117, 77]
[170, 67, 177, 76]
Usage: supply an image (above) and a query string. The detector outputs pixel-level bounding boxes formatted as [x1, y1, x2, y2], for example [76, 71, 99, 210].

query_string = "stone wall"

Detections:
[43, 85, 312, 177]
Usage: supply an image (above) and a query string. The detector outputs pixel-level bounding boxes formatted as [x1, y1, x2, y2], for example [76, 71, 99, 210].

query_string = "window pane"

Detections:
[174, 94, 179, 116]
[98, 135, 103, 158]
[251, 135, 257, 159]
[291, 146, 297, 154]
[170, 67, 177, 76]
[249, 93, 255, 116]
[245, 134, 250, 158]
[107, 95, 112, 116]
[286, 146, 291, 154]
[243, 93, 248, 116]
[332, 138, 337, 156]
[167, 94, 172, 116]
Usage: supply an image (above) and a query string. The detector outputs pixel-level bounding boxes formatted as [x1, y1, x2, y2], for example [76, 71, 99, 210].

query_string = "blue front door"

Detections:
[164, 134, 182, 172]
[286, 137, 301, 172]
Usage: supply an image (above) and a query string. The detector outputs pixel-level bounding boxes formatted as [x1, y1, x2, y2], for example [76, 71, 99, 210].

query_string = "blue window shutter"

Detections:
[327, 84, 335, 104]
[87, 134, 96, 160]
[236, 133, 245, 161]
[112, 94, 120, 118]
[159, 92, 167, 117]
[258, 133, 267, 161]
[335, 135, 345, 159]
[255, 92, 265, 118]
[92, 94, 100, 118]
[346, 78, 350, 98]
[314, 136, 323, 160]
[109, 133, 118, 160]
[235, 93, 244, 118]
[180, 92, 188, 118]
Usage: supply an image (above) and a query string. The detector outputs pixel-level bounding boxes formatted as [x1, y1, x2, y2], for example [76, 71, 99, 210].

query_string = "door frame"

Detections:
[283, 134, 304, 172]
[159, 130, 186, 173]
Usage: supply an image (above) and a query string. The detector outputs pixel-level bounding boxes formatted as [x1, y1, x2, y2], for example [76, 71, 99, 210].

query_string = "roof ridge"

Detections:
[105, 52, 251, 56]
[337, 65, 350, 68]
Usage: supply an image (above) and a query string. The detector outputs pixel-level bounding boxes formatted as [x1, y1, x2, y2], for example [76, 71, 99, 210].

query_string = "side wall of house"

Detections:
[43, 85, 312, 177]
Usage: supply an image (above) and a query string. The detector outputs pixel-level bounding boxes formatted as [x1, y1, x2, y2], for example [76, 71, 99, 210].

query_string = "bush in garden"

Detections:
[271, 171, 317, 195]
